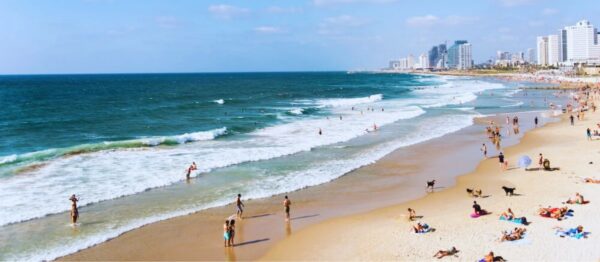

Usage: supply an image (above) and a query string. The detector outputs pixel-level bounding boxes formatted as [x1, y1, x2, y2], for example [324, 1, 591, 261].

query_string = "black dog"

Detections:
[426, 180, 436, 191]
[502, 186, 516, 196]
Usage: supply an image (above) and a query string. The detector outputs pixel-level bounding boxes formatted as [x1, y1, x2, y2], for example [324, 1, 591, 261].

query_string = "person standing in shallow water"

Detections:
[69, 194, 79, 224]
[498, 152, 505, 170]
[283, 195, 291, 221]
[534, 116, 538, 127]
[481, 143, 487, 158]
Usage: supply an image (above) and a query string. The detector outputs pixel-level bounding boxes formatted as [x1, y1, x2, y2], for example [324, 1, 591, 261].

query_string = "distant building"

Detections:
[537, 36, 549, 66]
[447, 40, 468, 69]
[527, 48, 536, 64]
[563, 20, 600, 63]
[547, 34, 560, 66]
[418, 53, 429, 69]
[458, 43, 473, 69]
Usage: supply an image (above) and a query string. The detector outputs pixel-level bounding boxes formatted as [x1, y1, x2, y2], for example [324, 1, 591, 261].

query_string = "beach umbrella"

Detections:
[518, 155, 532, 169]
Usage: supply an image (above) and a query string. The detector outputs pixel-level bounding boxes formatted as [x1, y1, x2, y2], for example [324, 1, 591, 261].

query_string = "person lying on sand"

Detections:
[584, 177, 600, 184]
[539, 206, 570, 220]
[500, 208, 515, 220]
[481, 251, 505, 262]
[565, 193, 588, 204]
[500, 208, 529, 225]
[433, 247, 459, 259]
[556, 225, 589, 239]
[413, 222, 434, 233]
[500, 227, 526, 242]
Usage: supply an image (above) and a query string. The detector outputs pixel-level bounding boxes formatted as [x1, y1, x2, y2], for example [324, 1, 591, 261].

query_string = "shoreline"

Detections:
[60, 110, 557, 260]
[262, 94, 600, 260]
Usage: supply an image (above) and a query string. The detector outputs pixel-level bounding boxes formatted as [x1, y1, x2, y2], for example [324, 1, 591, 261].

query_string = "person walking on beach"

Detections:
[498, 152, 505, 170]
[283, 195, 291, 221]
[69, 194, 79, 224]
[538, 153, 544, 170]
[534, 116, 538, 127]
[570, 115, 575, 125]
[236, 194, 244, 218]
[481, 143, 487, 158]
[587, 128, 592, 141]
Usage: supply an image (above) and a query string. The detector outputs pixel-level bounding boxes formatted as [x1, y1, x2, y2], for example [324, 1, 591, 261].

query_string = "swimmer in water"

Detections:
[69, 194, 79, 224]
[318, 128, 322, 135]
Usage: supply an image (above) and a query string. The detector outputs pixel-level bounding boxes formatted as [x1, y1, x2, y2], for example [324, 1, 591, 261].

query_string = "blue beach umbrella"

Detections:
[518, 156, 532, 169]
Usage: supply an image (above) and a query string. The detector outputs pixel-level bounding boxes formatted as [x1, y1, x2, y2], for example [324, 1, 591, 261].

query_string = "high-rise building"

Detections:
[419, 53, 429, 69]
[458, 43, 473, 69]
[428, 46, 438, 68]
[537, 36, 548, 66]
[547, 34, 560, 66]
[447, 40, 468, 69]
[407, 54, 415, 69]
[559, 29, 568, 62]
[564, 20, 600, 62]
[527, 48, 536, 64]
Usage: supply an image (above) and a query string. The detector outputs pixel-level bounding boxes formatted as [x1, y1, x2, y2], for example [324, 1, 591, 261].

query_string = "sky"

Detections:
[0, 0, 599, 74]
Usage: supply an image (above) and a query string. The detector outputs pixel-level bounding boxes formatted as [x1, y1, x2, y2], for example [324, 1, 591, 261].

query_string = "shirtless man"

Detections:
[481, 143, 487, 158]
[69, 194, 79, 224]
[283, 195, 291, 221]
[236, 194, 245, 218]
[186, 162, 198, 179]
[433, 247, 459, 259]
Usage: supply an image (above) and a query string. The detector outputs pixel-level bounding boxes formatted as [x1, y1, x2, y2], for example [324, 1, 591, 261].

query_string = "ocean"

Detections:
[0, 72, 560, 260]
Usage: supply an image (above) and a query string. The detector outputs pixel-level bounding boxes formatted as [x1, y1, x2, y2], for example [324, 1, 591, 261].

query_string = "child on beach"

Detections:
[236, 194, 244, 218]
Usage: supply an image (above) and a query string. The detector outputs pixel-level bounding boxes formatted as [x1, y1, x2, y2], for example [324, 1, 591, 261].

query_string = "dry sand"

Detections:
[262, 105, 600, 260]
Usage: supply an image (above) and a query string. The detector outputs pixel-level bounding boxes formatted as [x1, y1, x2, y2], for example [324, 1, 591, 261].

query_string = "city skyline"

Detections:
[1, 0, 599, 74]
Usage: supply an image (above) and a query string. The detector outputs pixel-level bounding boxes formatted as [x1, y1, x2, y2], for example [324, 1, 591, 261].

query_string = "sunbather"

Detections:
[584, 177, 600, 184]
[500, 208, 515, 220]
[433, 247, 459, 259]
[556, 225, 589, 239]
[413, 222, 433, 233]
[500, 227, 526, 242]
[566, 193, 588, 204]
[408, 208, 417, 221]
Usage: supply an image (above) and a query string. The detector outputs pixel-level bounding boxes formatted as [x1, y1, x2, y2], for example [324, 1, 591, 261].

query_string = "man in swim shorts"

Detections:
[283, 195, 291, 221]
[236, 194, 244, 218]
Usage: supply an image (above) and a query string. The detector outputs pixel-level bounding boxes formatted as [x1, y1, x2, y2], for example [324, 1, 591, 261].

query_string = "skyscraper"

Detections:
[527, 48, 536, 64]
[447, 40, 468, 69]
[564, 20, 600, 62]
[547, 34, 560, 66]
[458, 43, 473, 69]
[537, 36, 548, 66]
[428, 46, 439, 68]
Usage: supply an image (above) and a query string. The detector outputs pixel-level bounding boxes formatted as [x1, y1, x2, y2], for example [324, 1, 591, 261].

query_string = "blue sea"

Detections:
[0, 72, 558, 260]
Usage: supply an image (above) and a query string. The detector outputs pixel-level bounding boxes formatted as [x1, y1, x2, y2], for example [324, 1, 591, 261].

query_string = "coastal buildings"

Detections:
[457, 43, 473, 69]
[536, 36, 549, 66]
[428, 43, 447, 69]
[447, 40, 468, 69]
[537, 20, 600, 67]
[527, 48, 536, 64]
[386, 40, 471, 71]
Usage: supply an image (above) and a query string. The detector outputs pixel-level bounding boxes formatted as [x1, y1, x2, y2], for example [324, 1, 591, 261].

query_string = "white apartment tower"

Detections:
[547, 34, 560, 66]
[458, 43, 473, 69]
[527, 48, 536, 64]
[418, 53, 429, 69]
[564, 20, 600, 62]
[537, 36, 548, 66]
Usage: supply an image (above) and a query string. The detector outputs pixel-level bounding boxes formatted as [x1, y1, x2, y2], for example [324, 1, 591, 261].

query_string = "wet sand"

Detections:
[262, 109, 600, 260]
[60, 109, 551, 261]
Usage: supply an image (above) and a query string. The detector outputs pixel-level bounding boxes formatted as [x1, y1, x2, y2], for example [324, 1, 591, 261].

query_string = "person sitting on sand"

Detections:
[584, 177, 600, 184]
[500, 227, 526, 242]
[69, 194, 79, 224]
[433, 247, 459, 259]
[566, 193, 588, 204]
[408, 208, 417, 221]
[500, 208, 515, 220]
[473, 201, 487, 215]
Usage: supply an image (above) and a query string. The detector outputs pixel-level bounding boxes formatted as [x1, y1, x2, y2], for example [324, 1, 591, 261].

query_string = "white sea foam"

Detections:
[0, 154, 17, 165]
[316, 94, 383, 107]
[214, 99, 225, 104]
[288, 108, 304, 115]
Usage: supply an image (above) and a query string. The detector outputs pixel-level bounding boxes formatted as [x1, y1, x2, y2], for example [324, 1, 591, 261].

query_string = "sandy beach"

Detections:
[263, 93, 600, 260]
[59, 87, 586, 261]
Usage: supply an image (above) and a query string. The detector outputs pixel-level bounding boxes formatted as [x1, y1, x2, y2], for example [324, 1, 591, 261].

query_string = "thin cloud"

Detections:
[497, 0, 537, 7]
[208, 4, 249, 19]
[155, 16, 179, 29]
[253, 26, 283, 34]
[265, 6, 302, 14]
[318, 15, 368, 35]
[406, 15, 478, 27]
[313, 0, 396, 6]
[528, 20, 544, 27]
[541, 8, 558, 15]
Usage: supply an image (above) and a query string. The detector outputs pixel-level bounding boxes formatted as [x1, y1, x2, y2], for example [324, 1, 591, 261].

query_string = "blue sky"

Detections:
[0, 0, 598, 74]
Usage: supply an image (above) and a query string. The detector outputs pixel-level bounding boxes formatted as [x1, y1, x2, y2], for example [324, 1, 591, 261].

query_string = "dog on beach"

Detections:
[426, 180, 436, 191]
[502, 186, 516, 196]
[466, 188, 482, 197]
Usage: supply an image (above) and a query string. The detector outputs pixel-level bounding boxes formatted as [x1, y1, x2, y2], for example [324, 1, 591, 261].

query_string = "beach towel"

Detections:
[556, 228, 590, 239]
[499, 216, 525, 225]
[470, 213, 481, 218]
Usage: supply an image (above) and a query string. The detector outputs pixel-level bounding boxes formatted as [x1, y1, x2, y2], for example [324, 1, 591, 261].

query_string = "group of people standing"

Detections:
[224, 193, 292, 248]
